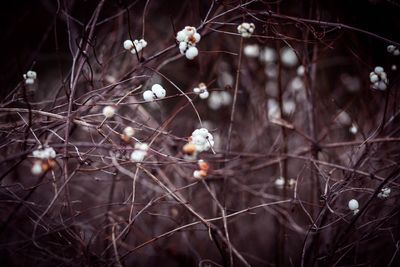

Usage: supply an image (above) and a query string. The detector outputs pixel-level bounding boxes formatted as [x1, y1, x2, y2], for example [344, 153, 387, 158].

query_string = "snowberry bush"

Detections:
[1, 1, 400, 266]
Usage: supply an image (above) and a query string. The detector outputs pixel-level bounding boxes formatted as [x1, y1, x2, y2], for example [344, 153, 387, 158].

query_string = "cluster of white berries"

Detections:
[193, 159, 209, 179]
[274, 176, 296, 189]
[377, 187, 391, 199]
[143, 84, 166, 101]
[387, 45, 400, 56]
[193, 83, 209, 99]
[208, 91, 232, 110]
[123, 39, 147, 54]
[190, 128, 214, 153]
[130, 143, 149, 162]
[267, 99, 296, 120]
[23, 70, 37, 85]
[370, 66, 388, 90]
[237, 22, 255, 38]
[259, 46, 299, 67]
[32, 147, 56, 159]
[176, 26, 201, 60]
[102, 106, 116, 118]
[31, 147, 56, 175]
[348, 199, 359, 215]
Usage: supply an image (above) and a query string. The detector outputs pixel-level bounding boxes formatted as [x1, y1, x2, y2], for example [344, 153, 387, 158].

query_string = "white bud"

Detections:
[123, 40, 134, 50]
[348, 199, 359, 211]
[185, 46, 198, 60]
[193, 87, 201, 94]
[102, 106, 116, 118]
[143, 90, 155, 101]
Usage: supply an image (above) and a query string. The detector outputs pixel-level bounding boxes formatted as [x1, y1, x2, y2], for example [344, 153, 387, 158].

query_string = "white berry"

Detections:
[185, 46, 198, 60]
[31, 162, 43, 175]
[123, 126, 135, 137]
[102, 106, 116, 118]
[143, 90, 155, 101]
[348, 199, 359, 211]
[123, 40, 134, 50]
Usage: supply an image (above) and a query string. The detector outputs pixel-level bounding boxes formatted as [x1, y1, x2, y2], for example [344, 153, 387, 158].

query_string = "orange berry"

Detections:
[183, 143, 196, 154]
[48, 159, 56, 168]
[120, 134, 131, 143]
[41, 161, 50, 172]
[198, 160, 209, 172]
[198, 169, 208, 177]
